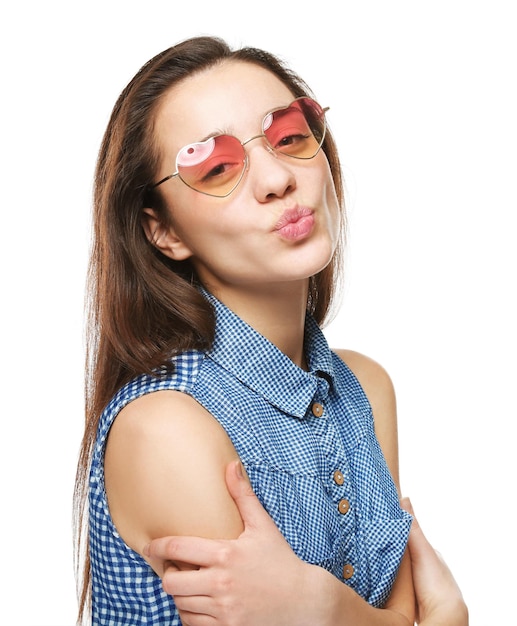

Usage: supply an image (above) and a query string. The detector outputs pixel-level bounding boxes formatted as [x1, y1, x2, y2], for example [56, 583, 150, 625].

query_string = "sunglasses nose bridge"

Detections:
[242, 134, 277, 162]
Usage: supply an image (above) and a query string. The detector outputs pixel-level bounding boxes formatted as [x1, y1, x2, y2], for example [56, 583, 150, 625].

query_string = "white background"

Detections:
[1, 1, 515, 624]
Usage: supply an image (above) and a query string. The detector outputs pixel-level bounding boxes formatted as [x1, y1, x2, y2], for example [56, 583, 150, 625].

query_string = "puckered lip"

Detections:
[274, 206, 314, 231]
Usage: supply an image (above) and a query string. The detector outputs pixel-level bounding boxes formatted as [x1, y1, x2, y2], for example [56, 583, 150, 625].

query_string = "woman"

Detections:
[75, 35, 418, 625]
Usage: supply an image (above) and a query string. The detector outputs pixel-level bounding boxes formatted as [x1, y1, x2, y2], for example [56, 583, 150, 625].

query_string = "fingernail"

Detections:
[143, 543, 150, 556]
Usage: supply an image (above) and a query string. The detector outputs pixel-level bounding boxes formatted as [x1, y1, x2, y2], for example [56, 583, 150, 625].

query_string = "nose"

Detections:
[245, 137, 296, 201]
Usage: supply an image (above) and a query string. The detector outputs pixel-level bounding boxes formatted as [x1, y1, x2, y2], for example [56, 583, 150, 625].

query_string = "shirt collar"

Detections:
[202, 290, 336, 419]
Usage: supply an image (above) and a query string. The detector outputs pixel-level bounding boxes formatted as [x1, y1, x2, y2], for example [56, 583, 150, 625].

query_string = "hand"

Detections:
[400, 498, 468, 626]
[144, 460, 323, 626]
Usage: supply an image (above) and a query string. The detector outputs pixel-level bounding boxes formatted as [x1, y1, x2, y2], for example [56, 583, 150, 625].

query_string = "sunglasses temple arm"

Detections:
[152, 172, 178, 189]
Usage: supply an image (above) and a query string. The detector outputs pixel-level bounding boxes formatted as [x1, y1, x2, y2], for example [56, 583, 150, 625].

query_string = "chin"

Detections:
[300, 240, 335, 274]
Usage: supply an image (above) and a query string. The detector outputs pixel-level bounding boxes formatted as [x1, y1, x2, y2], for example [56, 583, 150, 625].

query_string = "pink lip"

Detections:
[274, 207, 315, 241]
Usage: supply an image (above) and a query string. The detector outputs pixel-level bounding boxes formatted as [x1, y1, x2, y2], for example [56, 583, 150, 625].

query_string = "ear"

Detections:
[141, 208, 193, 261]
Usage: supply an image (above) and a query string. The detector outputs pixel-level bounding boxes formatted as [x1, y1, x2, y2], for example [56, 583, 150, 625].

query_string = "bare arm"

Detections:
[104, 390, 244, 575]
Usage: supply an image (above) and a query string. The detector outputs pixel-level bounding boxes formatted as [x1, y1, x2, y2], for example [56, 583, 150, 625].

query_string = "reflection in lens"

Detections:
[177, 137, 217, 167]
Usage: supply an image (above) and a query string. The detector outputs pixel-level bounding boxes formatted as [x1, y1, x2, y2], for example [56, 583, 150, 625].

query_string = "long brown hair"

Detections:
[73, 35, 346, 623]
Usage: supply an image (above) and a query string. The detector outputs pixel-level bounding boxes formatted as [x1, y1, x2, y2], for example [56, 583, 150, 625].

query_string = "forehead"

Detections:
[154, 61, 296, 149]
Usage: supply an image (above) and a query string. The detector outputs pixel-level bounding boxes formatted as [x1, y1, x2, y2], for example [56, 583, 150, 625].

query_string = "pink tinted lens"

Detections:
[176, 135, 246, 196]
[264, 98, 325, 158]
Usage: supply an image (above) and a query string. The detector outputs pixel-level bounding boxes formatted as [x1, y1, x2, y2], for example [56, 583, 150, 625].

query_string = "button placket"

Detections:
[308, 393, 356, 585]
[330, 462, 355, 581]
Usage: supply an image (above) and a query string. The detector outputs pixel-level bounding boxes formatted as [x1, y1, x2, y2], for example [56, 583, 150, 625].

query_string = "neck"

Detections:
[206, 280, 309, 369]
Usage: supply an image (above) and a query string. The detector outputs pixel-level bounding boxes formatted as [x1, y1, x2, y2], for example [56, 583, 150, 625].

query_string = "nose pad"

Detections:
[264, 143, 277, 157]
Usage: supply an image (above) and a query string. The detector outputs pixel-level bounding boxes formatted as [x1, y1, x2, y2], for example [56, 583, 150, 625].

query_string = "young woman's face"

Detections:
[151, 60, 341, 296]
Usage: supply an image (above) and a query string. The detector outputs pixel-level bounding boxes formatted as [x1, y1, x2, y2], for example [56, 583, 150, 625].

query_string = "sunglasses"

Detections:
[151, 97, 329, 198]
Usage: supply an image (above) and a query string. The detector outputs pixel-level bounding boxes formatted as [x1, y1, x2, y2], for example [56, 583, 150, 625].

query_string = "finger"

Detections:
[177, 608, 216, 626]
[173, 592, 217, 616]
[144, 535, 222, 568]
[162, 567, 214, 598]
[225, 460, 277, 532]
[400, 496, 414, 516]
[400, 497, 436, 564]
[400, 496, 426, 537]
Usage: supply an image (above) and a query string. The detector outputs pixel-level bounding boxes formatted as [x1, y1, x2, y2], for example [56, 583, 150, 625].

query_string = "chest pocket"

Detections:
[245, 462, 357, 566]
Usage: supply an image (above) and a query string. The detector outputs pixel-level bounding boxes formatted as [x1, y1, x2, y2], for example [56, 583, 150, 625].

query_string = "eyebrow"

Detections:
[197, 127, 233, 143]
[194, 100, 294, 145]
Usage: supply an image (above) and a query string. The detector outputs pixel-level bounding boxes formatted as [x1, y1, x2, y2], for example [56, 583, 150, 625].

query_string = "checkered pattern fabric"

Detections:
[89, 291, 412, 624]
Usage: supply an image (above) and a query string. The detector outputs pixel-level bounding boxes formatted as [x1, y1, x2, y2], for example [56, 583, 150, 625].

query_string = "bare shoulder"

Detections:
[110, 389, 235, 452]
[333, 349, 401, 489]
[333, 349, 396, 409]
[104, 390, 243, 560]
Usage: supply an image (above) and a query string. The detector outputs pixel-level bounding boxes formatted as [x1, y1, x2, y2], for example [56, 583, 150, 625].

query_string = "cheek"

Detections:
[318, 170, 342, 249]
[314, 153, 338, 197]
[163, 191, 216, 243]
[325, 181, 341, 221]
[171, 206, 245, 263]
[318, 163, 341, 218]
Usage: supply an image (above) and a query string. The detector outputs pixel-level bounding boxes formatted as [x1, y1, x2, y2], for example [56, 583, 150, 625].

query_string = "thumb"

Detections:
[225, 460, 275, 532]
[400, 496, 418, 531]
[400, 497, 435, 565]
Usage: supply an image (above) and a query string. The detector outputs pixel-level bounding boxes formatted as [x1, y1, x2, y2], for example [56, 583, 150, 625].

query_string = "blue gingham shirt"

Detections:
[90, 292, 412, 624]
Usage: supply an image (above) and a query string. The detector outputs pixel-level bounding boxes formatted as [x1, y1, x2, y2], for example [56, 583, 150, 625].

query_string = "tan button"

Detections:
[338, 499, 350, 515]
[333, 470, 344, 486]
[343, 564, 355, 580]
[311, 402, 324, 417]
